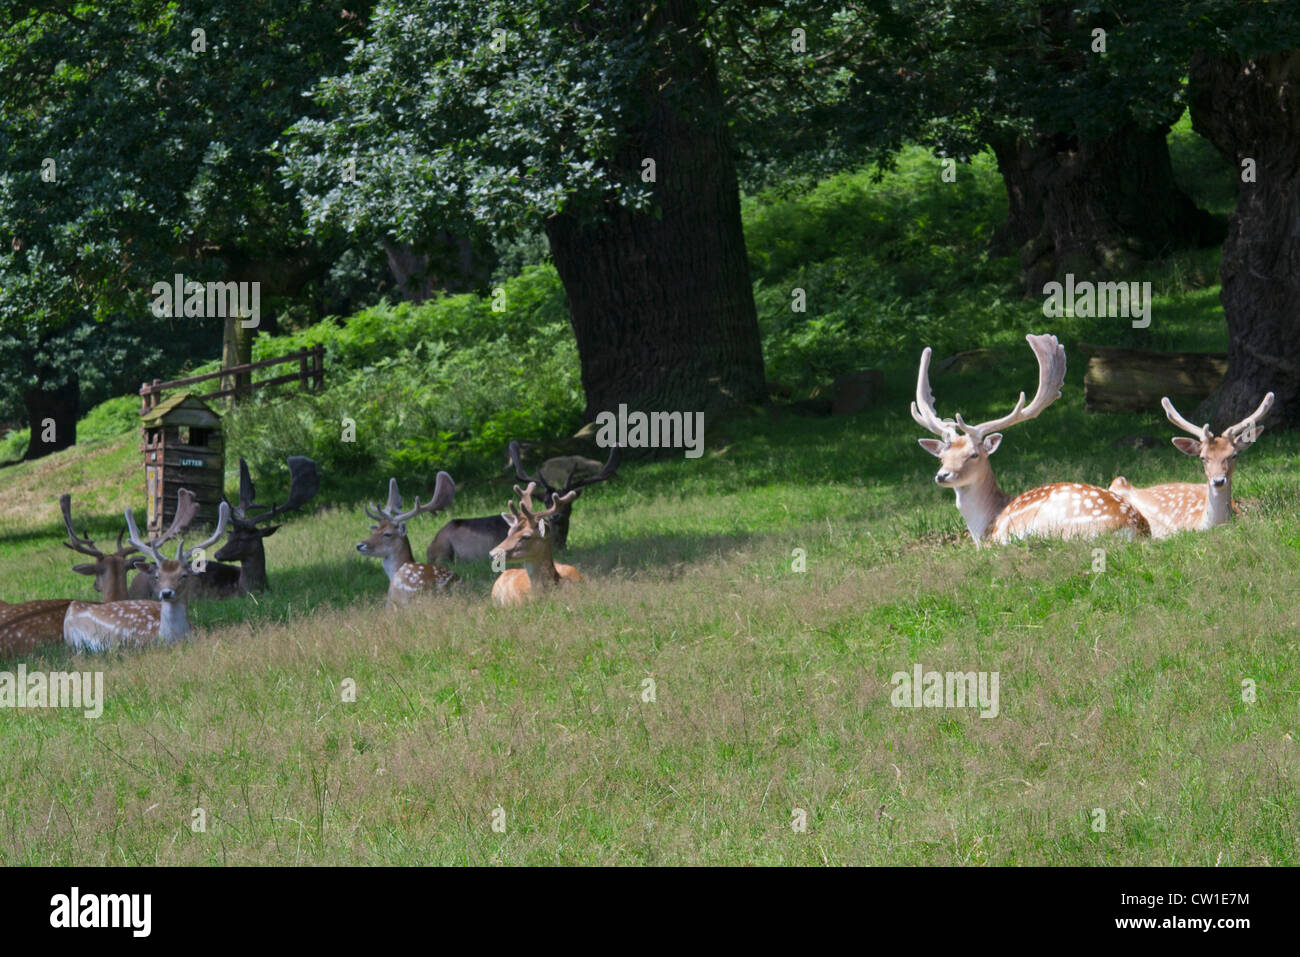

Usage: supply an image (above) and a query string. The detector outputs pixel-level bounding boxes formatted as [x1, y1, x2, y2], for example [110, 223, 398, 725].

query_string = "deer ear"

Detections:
[1171, 436, 1201, 456]
[396, 522, 408, 537]
[71, 563, 99, 576]
[501, 512, 515, 526]
[538, 519, 547, 537]
[917, 438, 945, 457]
[981, 433, 1003, 455]
[261, 525, 281, 538]
[127, 555, 151, 570]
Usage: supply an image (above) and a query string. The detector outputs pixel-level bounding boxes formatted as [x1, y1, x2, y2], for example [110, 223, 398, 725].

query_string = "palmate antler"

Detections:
[913, 334, 1067, 443]
[365, 472, 455, 525]
[1162, 392, 1275, 444]
[507, 441, 620, 501]
[232, 456, 321, 527]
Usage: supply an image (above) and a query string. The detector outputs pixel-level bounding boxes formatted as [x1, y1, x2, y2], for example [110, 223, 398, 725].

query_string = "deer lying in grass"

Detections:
[212, 455, 321, 593]
[913, 333, 1149, 545]
[63, 501, 230, 652]
[1109, 392, 1273, 538]
[489, 482, 581, 607]
[356, 473, 459, 606]
[0, 492, 189, 656]
[427, 441, 619, 564]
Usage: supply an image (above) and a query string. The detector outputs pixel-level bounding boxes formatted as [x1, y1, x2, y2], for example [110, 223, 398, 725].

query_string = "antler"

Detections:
[157, 488, 200, 549]
[508, 440, 557, 495]
[1225, 392, 1274, 441]
[513, 481, 576, 523]
[911, 347, 960, 440]
[60, 493, 108, 559]
[124, 506, 165, 565]
[177, 501, 230, 563]
[956, 334, 1066, 442]
[370, 472, 455, 525]
[1160, 396, 1208, 441]
[233, 456, 321, 525]
[564, 445, 620, 495]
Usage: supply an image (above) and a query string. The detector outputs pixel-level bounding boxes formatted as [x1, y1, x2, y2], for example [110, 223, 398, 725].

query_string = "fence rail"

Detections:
[139, 345, 324, 413]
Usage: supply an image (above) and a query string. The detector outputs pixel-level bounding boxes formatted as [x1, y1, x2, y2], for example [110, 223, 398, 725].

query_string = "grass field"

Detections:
[3, 121, 1298, 865]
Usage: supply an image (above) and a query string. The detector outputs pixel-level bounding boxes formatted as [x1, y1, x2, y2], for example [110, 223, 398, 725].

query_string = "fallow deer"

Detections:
[63, 501, 230, 652]
[1109, 392, 1273, 538]
[213, 455, 321, 593]
[427, 441, 619, 564]
[0, 491, 190, 656]
[489, 482, 581, 607]
[356, 473, 459, 606]
[913, 333, 1149, 545]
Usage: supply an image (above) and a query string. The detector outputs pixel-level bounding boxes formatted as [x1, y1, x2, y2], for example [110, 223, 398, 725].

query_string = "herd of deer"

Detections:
[913, 334, 1274, 545]
[0, 442, 620, 656]
[0, 333, 1276, 658]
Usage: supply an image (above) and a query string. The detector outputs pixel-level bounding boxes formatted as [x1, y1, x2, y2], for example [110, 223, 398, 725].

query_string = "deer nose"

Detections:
[935, 471, 952, 484]
[158, 588, 175, 600]
[1211, 476, 1227, 487]
[356, 543, 366, 553]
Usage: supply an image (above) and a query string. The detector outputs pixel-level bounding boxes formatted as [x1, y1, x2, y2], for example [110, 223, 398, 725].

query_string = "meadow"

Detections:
[2, 119, 1297, 865]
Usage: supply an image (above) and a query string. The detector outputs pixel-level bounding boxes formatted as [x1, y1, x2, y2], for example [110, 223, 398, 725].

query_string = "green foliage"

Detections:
[219, 266, 581, 496]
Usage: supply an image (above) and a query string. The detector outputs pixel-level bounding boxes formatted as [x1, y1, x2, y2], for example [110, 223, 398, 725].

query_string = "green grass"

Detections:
[2, 117, 1294, 865]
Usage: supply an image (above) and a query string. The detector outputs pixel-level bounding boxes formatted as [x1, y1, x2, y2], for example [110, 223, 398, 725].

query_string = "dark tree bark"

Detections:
[23, 371, 78, 459]
[544, 0, 766, 420]
[991, 125, 1222, 294]
[1189, 50, 1300, 430]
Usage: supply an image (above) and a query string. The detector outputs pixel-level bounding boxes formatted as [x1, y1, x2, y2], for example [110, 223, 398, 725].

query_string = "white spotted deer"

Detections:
[63, 500, 230, 652]
[489, 482, 581, 607]
[0, 491, 190, 656]
[913, 333, 1149, 545]
[1109, 392, 1273, 538]
[356, 473, 459, 607]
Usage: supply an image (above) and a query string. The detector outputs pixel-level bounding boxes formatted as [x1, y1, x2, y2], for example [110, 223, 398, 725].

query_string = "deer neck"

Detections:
[522, 544, 561, 590]
[954, 470, 1011, 543]
[382, 538, 415, 580]
[1205, 479, 1233, 527]
[158, 597, 192, 641]
[241, 546, 268, 592]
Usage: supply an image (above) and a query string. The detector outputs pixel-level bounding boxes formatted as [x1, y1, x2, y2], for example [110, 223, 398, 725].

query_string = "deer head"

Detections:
[60, 493, 148, 602]
[914, 333, 1067, 488]
[357, 472, 455, 563]
[1162, 392, 1274, 490]
[126, 498, 230, 604]
[490, 482, 578, 566]
[506, 440, 619, 548]
[214, 456, 320, 565]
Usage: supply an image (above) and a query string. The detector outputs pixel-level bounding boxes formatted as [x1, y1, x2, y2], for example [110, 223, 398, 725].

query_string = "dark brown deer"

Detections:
[428, 440, 619, 564]
[212, 456, 321, 593]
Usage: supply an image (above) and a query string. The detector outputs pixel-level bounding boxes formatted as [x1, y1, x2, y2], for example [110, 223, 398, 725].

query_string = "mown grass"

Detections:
[2, 113, 1294, 865]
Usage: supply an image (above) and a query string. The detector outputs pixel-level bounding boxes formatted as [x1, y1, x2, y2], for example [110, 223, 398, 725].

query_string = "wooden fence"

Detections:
[139, 345, 324, 413]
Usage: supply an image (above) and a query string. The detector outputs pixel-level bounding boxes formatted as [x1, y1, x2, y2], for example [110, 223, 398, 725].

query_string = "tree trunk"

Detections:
[544, 0, 766, 420]
[1189, 50, 1300, 430]
[23, 372, 78, 459]
[221, 314, 254, 400]
[993, 124, 1222, 294]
